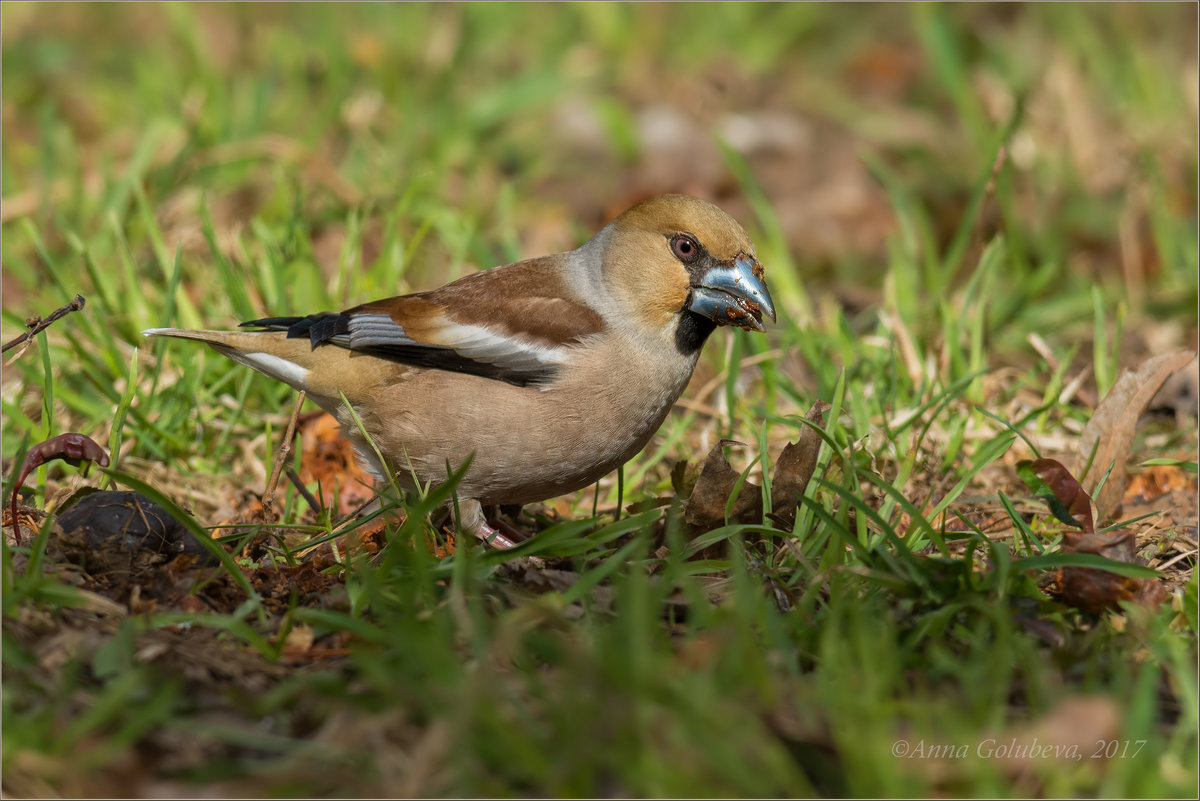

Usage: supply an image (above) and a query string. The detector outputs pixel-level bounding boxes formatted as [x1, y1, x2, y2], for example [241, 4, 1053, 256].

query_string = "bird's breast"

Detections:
[345, 337, 701, 506]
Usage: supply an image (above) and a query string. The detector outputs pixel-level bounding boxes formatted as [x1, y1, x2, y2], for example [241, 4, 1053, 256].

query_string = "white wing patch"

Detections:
[347, 312, 571, 372]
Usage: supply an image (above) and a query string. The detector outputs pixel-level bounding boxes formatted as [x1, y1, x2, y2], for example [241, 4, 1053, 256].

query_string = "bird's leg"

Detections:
[488, 505, 530, 544]
[458, 499, 520, 549]
[457, 501, 545, 568]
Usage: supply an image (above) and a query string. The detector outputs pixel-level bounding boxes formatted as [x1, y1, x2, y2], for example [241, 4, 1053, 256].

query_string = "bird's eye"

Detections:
[671, 234, 701, 263]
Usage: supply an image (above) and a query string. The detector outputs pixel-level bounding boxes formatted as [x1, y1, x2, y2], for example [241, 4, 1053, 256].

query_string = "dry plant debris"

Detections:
[296, 411, 378, 517]
[1069, 349, 1196, 523]
[54, 490, 217, 574]
[683, 401, 831, 531]
[9, 432, 110, 541]
[1019, 458, 1170, 614]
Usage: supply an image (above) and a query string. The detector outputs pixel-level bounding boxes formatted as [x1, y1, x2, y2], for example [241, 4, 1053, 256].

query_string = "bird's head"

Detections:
[586, 194, 776, 352]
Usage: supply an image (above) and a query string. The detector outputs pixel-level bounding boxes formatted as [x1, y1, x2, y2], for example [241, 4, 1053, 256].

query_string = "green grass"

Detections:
[3, 3, 1197, 797]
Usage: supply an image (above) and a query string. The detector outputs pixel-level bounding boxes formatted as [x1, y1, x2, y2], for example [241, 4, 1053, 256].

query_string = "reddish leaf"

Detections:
[1017, 458, 1094, 533]
[1122, 464, 1191, 503]
[9, 433, 110, 541]
[1056, 525, 1168, 613]
[297, 412, 376, 516]
[1016, 457, 1168, 613]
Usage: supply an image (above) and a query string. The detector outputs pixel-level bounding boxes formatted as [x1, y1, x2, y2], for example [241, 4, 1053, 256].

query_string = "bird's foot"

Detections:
[459, 500, 544, 567]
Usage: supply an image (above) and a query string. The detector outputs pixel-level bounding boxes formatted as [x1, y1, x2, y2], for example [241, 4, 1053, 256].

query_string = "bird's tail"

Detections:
[142, 327, 317, 392]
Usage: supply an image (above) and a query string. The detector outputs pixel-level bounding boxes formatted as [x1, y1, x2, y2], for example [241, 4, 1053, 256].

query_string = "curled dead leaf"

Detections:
[1017, 458, 1095, 533]
[1071, 349, 1195, 523]
[1059, 528, 1169, 613]
[683, 440, 762, 530]
[9, 432, 110, 542]
[679, 400, 832, 535]
[1017, 458, 1169, 613]
[771, 401, 832, 527]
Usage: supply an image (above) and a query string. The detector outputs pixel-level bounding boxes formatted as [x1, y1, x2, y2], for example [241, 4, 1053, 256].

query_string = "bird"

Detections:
[144, 194, 775, 548]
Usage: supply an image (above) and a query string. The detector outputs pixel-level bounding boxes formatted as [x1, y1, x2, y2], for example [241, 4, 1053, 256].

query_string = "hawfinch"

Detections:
[144, 194, 775, 547]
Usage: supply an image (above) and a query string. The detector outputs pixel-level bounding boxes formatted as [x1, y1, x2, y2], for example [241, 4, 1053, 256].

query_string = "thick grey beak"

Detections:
[686, 254, 776, 332]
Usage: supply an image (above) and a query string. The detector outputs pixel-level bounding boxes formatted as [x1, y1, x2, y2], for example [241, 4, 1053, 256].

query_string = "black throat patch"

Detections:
[675, 310, 718, 356]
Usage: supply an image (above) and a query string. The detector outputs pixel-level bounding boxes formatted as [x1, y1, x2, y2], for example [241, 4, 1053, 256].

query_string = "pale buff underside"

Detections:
[146, 327, 699, 506]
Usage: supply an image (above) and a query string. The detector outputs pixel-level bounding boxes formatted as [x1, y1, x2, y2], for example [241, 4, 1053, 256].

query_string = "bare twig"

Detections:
[285, 466, 323, 514]
[2, 294, 87, 357]
[1027, 332, 1059, 371]
[1158, 547, 1198, 572]
[262, 390, 307, 522]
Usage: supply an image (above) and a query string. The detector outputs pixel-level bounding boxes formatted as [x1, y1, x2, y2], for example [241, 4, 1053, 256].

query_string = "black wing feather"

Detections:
[241, 314, 348, 347]
[240, 313, 554, 387]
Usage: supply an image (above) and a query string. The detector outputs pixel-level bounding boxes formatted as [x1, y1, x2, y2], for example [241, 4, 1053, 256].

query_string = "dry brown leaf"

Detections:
[1059, 528, 1170, 613]
[1017, 457, 1175, 613]
[1021, 458, 1096, 533]
[1059, 530, 1139, 613]
[771, 401, 832, 526]
[1149, 354, 1198, 421]
[1070, 349, 1195, 522]
[1122, 463, 1192, 503]
[298, 412, 377, 516]
[683, 440, 762, 529]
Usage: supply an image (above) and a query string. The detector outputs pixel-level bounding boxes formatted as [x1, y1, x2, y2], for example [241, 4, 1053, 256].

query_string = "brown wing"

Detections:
[242, 256, 605, 387]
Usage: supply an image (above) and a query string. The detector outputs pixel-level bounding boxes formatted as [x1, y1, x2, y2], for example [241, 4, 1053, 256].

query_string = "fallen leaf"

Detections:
[1122, 463, 1192, 503]
[1071, 349, 1195, 523]
[1058, 530, 1140, 613]
[1016, 458, 1095, 533]
[1058, 528, 1169, 613]
[298, 412, 377, 516]
[1016, 460, 1169, 613]
[10, 432, 109, 542]
[771, 401, 832, 527]
[683, 440, 761, 529]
